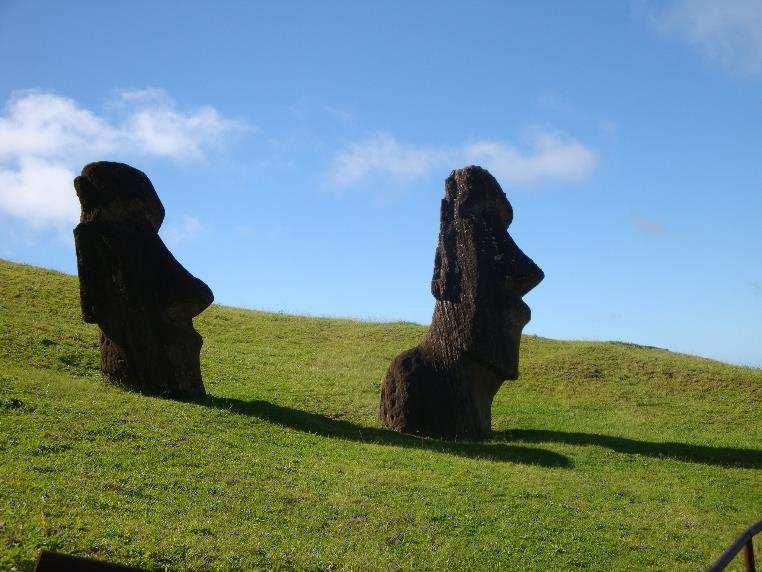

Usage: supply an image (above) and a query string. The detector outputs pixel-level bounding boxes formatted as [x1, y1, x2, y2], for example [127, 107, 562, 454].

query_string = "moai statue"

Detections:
[73, 162, 213, 397]
[379, 166, 543, 440]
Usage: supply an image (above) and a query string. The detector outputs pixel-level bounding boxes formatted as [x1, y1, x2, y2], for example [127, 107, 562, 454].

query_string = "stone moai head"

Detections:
[379, 166, 543, 439]
[73, 161, 213, 397]
[430, 166, 543, 378]
[74, 161, 165, 231]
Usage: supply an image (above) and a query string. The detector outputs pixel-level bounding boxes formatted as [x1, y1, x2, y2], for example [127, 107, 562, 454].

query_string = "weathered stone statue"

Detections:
[73, 162, 213, 397]
[379, 166, 543, 440]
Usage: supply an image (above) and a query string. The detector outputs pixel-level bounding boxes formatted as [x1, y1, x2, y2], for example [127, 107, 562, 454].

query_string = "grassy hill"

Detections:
[0, 258, 760, 571]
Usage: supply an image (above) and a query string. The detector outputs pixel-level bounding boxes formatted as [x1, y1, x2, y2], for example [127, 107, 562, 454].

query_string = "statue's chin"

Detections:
[465, 346, 519, 380]
[491, 361, 519, 380]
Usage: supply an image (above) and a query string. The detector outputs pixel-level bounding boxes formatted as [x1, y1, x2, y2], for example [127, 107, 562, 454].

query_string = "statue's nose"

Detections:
[504, 238, 544, 297]
[511, 260, 544, 297]
[73, 175, 99, 209]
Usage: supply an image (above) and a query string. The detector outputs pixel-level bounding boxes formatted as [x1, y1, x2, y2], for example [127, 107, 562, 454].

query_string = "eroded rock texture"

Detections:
[73, 162, 213, 397]
[379, 166, 543, 440]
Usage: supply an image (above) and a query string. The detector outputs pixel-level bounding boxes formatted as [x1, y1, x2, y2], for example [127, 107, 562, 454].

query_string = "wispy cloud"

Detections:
[0, 88, 247, 230]
[162, 215, 203, 246]
[647, 0, 762, 74]
[323, 105, 354, 123]
[329, 133, 446, 188]
[632, 215, 668, 235]
[117, 88, 247, 160]
[328, 129, 597, 190]
[234, 225, 256, 237]
[462, 130, 598, 185]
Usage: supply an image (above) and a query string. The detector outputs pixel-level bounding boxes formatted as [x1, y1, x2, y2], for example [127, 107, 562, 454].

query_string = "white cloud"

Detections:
[120, 89, 245, 160]
[0, 159, 78, 227]
[328, 129, 597, 190]
[462, 130, 598, 185]
[650, 0, 762, 74]
[0, 92, 117, 161]
[0, 88, 247, 230]
[329, 133, 446, 187]
[162, 215, 203, 246]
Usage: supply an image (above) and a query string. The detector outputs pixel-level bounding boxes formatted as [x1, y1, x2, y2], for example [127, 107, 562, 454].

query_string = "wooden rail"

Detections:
[709, 520, 762, 572]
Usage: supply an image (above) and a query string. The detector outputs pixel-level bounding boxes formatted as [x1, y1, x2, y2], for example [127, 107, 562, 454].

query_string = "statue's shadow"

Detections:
[496, 429, 762, 469]
[197, 396, 571, 468]
[196, 396, 762, 470]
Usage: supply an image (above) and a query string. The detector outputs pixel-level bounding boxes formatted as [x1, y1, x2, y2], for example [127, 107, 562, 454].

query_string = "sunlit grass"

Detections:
[1, 259, 760, 570]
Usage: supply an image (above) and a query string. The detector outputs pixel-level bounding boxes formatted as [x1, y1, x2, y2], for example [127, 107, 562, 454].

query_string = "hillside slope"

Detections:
[1, 259, 760, 570]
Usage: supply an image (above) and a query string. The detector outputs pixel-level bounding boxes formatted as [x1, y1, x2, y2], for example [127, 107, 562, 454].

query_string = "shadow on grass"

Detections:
[497, 429, 762, 469]
[198, 396, 570, 468]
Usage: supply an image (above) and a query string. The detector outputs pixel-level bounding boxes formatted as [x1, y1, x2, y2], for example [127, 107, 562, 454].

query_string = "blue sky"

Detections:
[1, 1, 760, 367]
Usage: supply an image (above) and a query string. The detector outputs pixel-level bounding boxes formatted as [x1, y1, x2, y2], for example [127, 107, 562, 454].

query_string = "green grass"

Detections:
[1, 258, 760, 571]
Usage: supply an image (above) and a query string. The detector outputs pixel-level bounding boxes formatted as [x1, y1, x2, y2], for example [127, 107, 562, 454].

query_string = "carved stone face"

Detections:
[74, 161, 165, 231]
[431, 166, 543, 378]
[73, 161, 213, 396]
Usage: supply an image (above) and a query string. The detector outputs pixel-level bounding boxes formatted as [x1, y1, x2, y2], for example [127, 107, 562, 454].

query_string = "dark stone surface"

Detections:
[73, 162, 213, 397]
[379, 166, 543, 440]
[35, 550, 145, 571]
